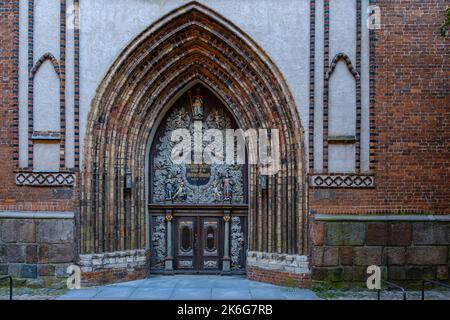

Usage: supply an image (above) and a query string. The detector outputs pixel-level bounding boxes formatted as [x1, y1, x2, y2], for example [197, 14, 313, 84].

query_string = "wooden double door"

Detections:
[174, 216, 222, 272]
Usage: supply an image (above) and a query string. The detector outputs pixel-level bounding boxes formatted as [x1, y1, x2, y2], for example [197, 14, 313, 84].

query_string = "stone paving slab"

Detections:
[58, 275, 319, 300]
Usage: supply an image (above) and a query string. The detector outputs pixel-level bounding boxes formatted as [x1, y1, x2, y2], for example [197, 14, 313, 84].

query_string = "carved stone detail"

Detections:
[230, 216, 244, 270]
[152, 106, 244, 204]
[203, 260, 218, 269]
[151, 216, 166, 268]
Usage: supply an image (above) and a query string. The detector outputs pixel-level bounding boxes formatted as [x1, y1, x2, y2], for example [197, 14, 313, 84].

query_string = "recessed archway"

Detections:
[80, 2, 307, 261]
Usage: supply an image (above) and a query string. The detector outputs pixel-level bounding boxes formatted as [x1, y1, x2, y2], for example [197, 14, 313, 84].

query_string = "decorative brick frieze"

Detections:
[79, 249, 148, 273]
[310, 174, 375, 188]
[15, 172, 76, 186]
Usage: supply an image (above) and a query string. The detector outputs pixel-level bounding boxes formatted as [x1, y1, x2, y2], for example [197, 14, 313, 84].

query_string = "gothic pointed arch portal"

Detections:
[81, 2, 307, 275]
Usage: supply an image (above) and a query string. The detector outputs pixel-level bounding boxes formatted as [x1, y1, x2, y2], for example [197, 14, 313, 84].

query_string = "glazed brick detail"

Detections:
[310, 220, 450, 282]
[247, 267, 311, 288]
[310, 0, 450, 215]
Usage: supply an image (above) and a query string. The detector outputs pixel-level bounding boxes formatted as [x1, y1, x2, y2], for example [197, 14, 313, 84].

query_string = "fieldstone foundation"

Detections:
[310, 215, 450, 282]
[0, 212, 75, 279]
[246, 251, 311, 288]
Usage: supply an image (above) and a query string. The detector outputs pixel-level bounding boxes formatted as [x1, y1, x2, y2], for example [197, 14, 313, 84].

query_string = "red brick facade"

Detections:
[1, 3, 446, 215]
[0, 1, 77, 213]
[0, 1, 449, 285]
[309, 0, 450, 215]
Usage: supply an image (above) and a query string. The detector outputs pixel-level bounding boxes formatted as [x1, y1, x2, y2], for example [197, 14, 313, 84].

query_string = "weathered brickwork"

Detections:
[310, 0, 450, 215]
[79, 250, 149, 285]
[310, 219, 450, 282]
[247, 267, 311, 288]
[0, 218, 75, 278]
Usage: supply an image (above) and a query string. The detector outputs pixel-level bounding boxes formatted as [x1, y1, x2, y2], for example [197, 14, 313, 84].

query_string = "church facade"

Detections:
[0, 0, 449, 287]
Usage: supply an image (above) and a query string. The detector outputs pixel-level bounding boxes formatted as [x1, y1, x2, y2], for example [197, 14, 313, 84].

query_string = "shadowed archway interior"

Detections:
[80, 2, 307, 257]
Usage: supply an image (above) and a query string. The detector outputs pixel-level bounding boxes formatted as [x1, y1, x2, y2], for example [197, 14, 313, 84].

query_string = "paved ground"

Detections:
[3, 276, 449, 300]
[315, 289, 450, 300]
[57, 275, 319, 300]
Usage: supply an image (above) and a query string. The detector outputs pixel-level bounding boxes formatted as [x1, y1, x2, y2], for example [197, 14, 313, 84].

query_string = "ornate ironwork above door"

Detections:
[150, 85, 247, 205]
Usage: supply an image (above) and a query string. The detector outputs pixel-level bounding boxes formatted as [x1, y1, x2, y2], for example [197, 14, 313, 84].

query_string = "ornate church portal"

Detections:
[148, 85, 248, 273]
[80, 3, 307, 281]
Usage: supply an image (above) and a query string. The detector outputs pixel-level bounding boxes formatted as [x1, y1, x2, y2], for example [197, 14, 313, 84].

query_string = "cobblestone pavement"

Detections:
[57, 275, 319, 300]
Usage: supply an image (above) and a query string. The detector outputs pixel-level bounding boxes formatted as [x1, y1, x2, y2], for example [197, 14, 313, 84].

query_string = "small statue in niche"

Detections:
[223, 172, 234, 201]
[165, 174, 174, 201]
[191, 87, 204, 120]
[173, 179, 188, 201]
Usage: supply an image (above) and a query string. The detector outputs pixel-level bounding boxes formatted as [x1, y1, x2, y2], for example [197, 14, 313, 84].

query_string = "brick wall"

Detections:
[310, 0, 450, 215]
[247, 267, 311, 288]
[0, 1, 77, 212]
[310, 219, 450, 282]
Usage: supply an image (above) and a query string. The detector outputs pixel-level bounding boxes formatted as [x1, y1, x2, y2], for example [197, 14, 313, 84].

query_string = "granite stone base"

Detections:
[310, 217, 450, 282]
[0, 213, 75, 279]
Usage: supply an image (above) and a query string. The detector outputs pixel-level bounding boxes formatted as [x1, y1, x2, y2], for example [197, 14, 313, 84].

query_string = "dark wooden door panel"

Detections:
[199, 217, 222, 271]
[174, 217, 196, 270]
[174, 215, 223, 272]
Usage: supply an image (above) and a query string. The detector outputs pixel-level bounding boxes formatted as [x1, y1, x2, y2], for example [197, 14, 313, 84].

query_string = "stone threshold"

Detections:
[314, 214, 450, 222]
[0, 211, 74, 219]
